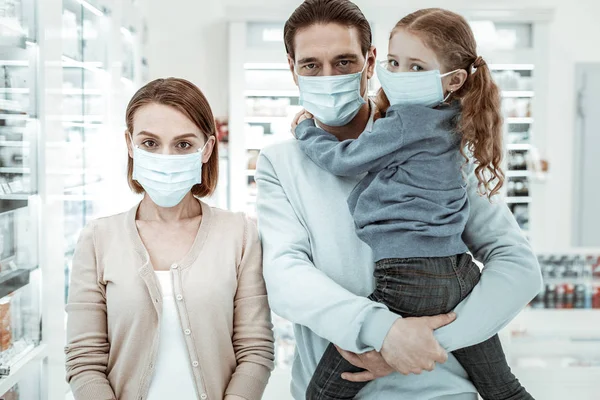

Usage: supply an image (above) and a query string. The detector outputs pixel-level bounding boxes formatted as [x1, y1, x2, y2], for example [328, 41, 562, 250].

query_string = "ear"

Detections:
[125, 130, 133, 159]
[366, 46, 377, 80]
[287, 54, 298, 87]
[202, 136, 217, 163]
[444, 69, 468, 94]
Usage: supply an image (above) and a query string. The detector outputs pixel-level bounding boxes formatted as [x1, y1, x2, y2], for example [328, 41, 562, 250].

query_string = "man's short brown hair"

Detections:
[125, 78, 219, 198]
[284, 0, 372, 60]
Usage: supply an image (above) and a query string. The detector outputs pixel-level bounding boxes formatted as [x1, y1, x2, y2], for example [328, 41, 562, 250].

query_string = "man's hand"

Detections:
[335, 346, 394, 383]
[381, 313, 456, 375]
[291, 109, 314, 137]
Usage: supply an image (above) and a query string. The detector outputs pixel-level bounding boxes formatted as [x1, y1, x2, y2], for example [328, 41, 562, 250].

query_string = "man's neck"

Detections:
[318, 101, 371, 141]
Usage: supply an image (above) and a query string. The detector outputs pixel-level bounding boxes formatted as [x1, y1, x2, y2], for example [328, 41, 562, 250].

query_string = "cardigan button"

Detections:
[192, 361, 199, 367]
[200, 394, 207, 399]
[176, 294, 183, 301]
[171, 263, 178, 269]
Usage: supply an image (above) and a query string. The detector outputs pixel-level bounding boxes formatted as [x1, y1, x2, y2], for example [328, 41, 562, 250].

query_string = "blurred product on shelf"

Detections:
[502, 98, 532, 118]
[0, 296, 11, 352]
[247, 149, 259, 170]
[509, 204, 529, 231]
[507, 179, 529, 197]
[507, 150, 528, 170]
[0, 385, 19, 400]
[215, 117, 229, 143]
[530, 254, 600, 309]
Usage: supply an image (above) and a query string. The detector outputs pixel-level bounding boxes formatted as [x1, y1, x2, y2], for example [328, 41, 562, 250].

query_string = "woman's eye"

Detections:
[410, 64, 424, 72]
[177, 142, 192, 149]
[142, 140, 157, 148]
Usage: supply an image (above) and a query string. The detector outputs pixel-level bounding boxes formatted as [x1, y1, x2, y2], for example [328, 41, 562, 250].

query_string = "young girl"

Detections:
[292, 8, 534, 400]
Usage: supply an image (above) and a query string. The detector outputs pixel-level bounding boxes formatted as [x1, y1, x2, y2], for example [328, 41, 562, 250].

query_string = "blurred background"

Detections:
[0, 0, 598, 399]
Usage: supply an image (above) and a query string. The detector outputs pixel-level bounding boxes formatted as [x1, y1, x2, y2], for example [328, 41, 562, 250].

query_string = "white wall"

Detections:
[145, 0, 600, 250]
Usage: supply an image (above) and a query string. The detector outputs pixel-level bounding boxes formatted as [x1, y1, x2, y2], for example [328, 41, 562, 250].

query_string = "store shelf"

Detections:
[0, 141, 28, 147]
[507, 143, 533, 151]
[0, 198, 28, 215]
[0, 88, 29, 94]
[506, 196, 532, 204]
[506, 170, 531, 178]
[0, 268, 33, 299]
[502, 91, 535, 98]
[245, 116, 290, 124]
[0, 17, 26, 37]
[0, 167, 30, 174]
[0, 114, 29, 121]
[0, 194, 31, 201]
[0, 344, 47, 395]
[245, 90, 299, 97]
[506, 117, 534, 124]
[489, 64, 535, 71]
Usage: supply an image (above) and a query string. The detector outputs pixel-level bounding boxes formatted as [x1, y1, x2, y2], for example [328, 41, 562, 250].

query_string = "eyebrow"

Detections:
[297, 53, 361, 65]
[137, 131, 201, 140]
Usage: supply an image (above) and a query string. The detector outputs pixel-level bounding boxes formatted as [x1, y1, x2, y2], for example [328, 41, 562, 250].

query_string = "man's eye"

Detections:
[339, 60, 350, 66]
[305, 63, 316, 70]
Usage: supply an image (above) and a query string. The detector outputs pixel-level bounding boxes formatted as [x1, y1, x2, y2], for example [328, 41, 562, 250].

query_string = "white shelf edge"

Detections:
[506, 170, 531, 177]
[489, 63, 535, 71]
[0, 141, 29, 147]
[506, 117, 534, 124]
[507, 144, 533, 151]
[245, 90, 299, 97]
[502, 91, 535, 98]
[506, 196, 532, 204]
[0, 167, 30, 174]
[245, 116, 290, 123]
[0, 344, 47, 394]
[0, 88, 29, 94]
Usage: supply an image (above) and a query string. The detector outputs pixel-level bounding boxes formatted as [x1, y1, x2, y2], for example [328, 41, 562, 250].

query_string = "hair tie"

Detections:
[471, 56, 485, 73]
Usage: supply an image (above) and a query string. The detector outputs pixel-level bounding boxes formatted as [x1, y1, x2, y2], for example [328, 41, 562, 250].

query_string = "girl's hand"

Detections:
[291, 109, 314, 138]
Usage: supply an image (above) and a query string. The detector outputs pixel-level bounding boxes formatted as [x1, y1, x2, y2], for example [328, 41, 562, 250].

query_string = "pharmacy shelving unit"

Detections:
[228, 7, 553, 399]
[502, 249, 600, 400]
[0, 0, 46, 398]
[0, 0, 148, 399]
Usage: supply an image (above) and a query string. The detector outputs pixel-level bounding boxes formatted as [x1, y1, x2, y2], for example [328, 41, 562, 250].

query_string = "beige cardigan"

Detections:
[65, 200, 275, 400]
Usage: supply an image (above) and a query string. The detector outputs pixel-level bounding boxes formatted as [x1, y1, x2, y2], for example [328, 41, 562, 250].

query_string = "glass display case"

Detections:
[0, 0, 43, 396]
[59, 0, 110, 300]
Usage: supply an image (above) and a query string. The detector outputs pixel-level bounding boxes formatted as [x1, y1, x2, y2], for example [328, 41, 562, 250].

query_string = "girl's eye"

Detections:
[389, 60, 399, 67]
[410, 64, 424, 72]
[142, 140, 157, 148]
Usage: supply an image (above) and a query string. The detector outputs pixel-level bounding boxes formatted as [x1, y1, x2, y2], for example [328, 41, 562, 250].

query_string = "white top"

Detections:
[147, 271, 197, 400]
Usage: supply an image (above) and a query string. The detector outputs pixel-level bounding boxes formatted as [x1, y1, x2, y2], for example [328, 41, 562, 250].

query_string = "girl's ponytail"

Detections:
[458, 57, 505, 198]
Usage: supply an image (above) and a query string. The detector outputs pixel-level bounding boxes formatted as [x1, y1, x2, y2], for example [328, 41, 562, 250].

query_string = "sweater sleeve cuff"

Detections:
[359, 308, 400, 352]
[225, 368, 271, 400]
[71, 379, 116, 400]
[295, 118, 317, 140]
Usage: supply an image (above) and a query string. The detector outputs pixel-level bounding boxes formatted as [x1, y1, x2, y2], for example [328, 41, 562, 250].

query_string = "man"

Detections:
[255, 0, 542, 399]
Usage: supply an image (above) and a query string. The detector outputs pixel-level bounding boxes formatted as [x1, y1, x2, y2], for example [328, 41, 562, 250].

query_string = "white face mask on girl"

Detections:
[130, 134, 209, 208]
[295, 54, 369, 127]
[376, 62, 460, 107]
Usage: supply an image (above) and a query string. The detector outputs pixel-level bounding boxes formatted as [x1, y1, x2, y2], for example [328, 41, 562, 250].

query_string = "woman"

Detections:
[65, 78, 275, 400]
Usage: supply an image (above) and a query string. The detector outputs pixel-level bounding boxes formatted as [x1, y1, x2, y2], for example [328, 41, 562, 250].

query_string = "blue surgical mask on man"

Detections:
[295, 55, 369, 127]
[130, 134, 209, 208]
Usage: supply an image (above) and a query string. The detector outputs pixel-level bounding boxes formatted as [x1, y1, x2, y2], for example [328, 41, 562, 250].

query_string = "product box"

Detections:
[0, 296, 12, 352]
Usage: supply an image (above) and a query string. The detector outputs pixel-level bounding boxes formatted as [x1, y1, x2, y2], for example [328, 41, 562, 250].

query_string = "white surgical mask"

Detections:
[376, 62, 459, 108]
[130, 135, 209, 208]
[296, 55, 369, 127]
